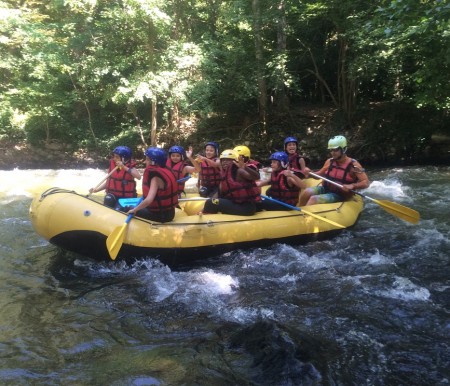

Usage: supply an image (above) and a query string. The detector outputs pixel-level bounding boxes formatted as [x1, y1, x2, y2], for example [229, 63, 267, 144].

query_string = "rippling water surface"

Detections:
[0, 166, 449, 385]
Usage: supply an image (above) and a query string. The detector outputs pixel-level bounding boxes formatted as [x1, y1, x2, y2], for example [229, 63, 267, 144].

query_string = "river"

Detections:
[0, 166, 448, 385]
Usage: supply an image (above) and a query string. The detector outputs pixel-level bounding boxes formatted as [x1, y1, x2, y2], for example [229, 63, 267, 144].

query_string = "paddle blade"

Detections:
[374, 199, 420, 224]
[106, 223, 128, 260]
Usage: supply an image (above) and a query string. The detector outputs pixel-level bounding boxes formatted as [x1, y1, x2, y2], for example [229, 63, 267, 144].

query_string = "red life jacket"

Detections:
[288, 153, 305, 171]
[245, 163, 262, 202]
[106, 159, 137, 198]
[269, 170, 300, 206]
[166, 159, 188, 195]
[248, 159, 262, 170]
[199, 158, 221, 188]
[142, 165, 179, 212]
[324, 158, 358, 199]
[220, 165, 260, 204]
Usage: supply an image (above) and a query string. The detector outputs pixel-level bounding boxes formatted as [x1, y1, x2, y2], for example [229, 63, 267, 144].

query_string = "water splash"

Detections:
[372, 275, 431, 301]
[0, 168, 108, 200]
[366, 179, 411, 202]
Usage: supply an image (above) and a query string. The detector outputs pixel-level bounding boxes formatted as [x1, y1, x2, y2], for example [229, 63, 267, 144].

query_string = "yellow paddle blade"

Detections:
[301, 209, 346, 229]
[106, 223, 128, 260]
[372, 199, 420, 224]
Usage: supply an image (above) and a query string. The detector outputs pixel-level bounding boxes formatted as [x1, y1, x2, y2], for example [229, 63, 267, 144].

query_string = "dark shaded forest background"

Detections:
[1, 0, 449, 169]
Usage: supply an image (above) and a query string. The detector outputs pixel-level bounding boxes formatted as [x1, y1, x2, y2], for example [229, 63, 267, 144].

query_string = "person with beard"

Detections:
[299, 135, 370, 206]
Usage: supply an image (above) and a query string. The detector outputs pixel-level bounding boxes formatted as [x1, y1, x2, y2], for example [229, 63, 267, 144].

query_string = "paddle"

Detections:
[106, 197, 143, 260]
[308, 172, 420, 224]
[261, 194, 345, 229]
[118, 196, 207, 207]
[87, 166, 118, 197]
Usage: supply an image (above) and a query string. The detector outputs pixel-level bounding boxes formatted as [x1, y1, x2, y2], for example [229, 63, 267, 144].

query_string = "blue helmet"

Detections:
[269, 151, 289, 169]
[205, 141, 219, 156]
[168, 145, 186, 159]
[145, 147, 167, 166]
[283, 136, 298, 150]
[113, 146, 132, 161]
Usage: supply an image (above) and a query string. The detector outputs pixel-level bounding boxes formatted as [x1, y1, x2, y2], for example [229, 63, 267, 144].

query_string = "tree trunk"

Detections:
[275, 0, 289, 112]
[252, 0, 267, 129]
[170, 99, 180, 131]
[68, 73, 97, 146]
[337, 36, 356, 125]
[151, 98, 157, 146]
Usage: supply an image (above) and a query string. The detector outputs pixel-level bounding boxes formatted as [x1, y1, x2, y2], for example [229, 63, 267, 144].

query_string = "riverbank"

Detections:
[2, 103, 449, 170]
[0, 140, 103, 170]
[2, 135, 449, 171]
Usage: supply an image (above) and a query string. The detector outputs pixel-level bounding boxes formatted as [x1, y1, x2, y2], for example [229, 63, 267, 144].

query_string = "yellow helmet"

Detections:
[233, 145, 251, 158]
[220, 149, 239, 161]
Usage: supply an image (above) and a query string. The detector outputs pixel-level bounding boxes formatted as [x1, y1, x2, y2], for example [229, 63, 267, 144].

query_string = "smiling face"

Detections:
[285, 142, 297, 154]
[170, 152, 182, 163]
[220, 158, 233, 169]
[205, 145, 216, 159]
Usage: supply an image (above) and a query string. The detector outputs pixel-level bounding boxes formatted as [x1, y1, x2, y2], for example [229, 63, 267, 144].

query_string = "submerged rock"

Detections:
[228, 320, 322, 386]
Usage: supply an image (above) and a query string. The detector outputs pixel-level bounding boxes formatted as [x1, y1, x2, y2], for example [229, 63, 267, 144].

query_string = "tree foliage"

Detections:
[0, 0, 448, 160]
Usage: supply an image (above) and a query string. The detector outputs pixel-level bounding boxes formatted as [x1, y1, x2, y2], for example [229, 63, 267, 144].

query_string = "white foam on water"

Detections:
[195, 271, 239, 295]
[366, 179, 412, 202]
[367, 249, 395, 266]
[373, 276, 430, 301]
[412, 227, 450, 248]
[229, 306, 275, 323]
[0, 168, 108, 199]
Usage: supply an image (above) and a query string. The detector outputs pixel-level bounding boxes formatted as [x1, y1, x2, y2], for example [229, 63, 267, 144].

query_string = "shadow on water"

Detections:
[42, 248, 327, 385]
[47, 250, 136, 299]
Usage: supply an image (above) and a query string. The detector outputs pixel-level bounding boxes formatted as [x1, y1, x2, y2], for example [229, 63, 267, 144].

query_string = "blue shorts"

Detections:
[306, 186, 343, 204]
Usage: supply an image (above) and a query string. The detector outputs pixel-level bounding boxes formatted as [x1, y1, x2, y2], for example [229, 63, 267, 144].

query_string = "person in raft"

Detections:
[127, 147, 178, 223]
[166, 145, 200, 197]
[89, 146, 141, 209]
[233, 145, 262, 206]
[196, 141, 221, 198]
[201, 149, 261, 216]
[283, 136, 308, 177]
[233, 145, 262, 171]
[256, 151, 306, 211]
[299, 135, 370, 206]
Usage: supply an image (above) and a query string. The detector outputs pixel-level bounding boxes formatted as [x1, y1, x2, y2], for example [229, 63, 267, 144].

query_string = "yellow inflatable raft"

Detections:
[30, 186, 363, 265]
